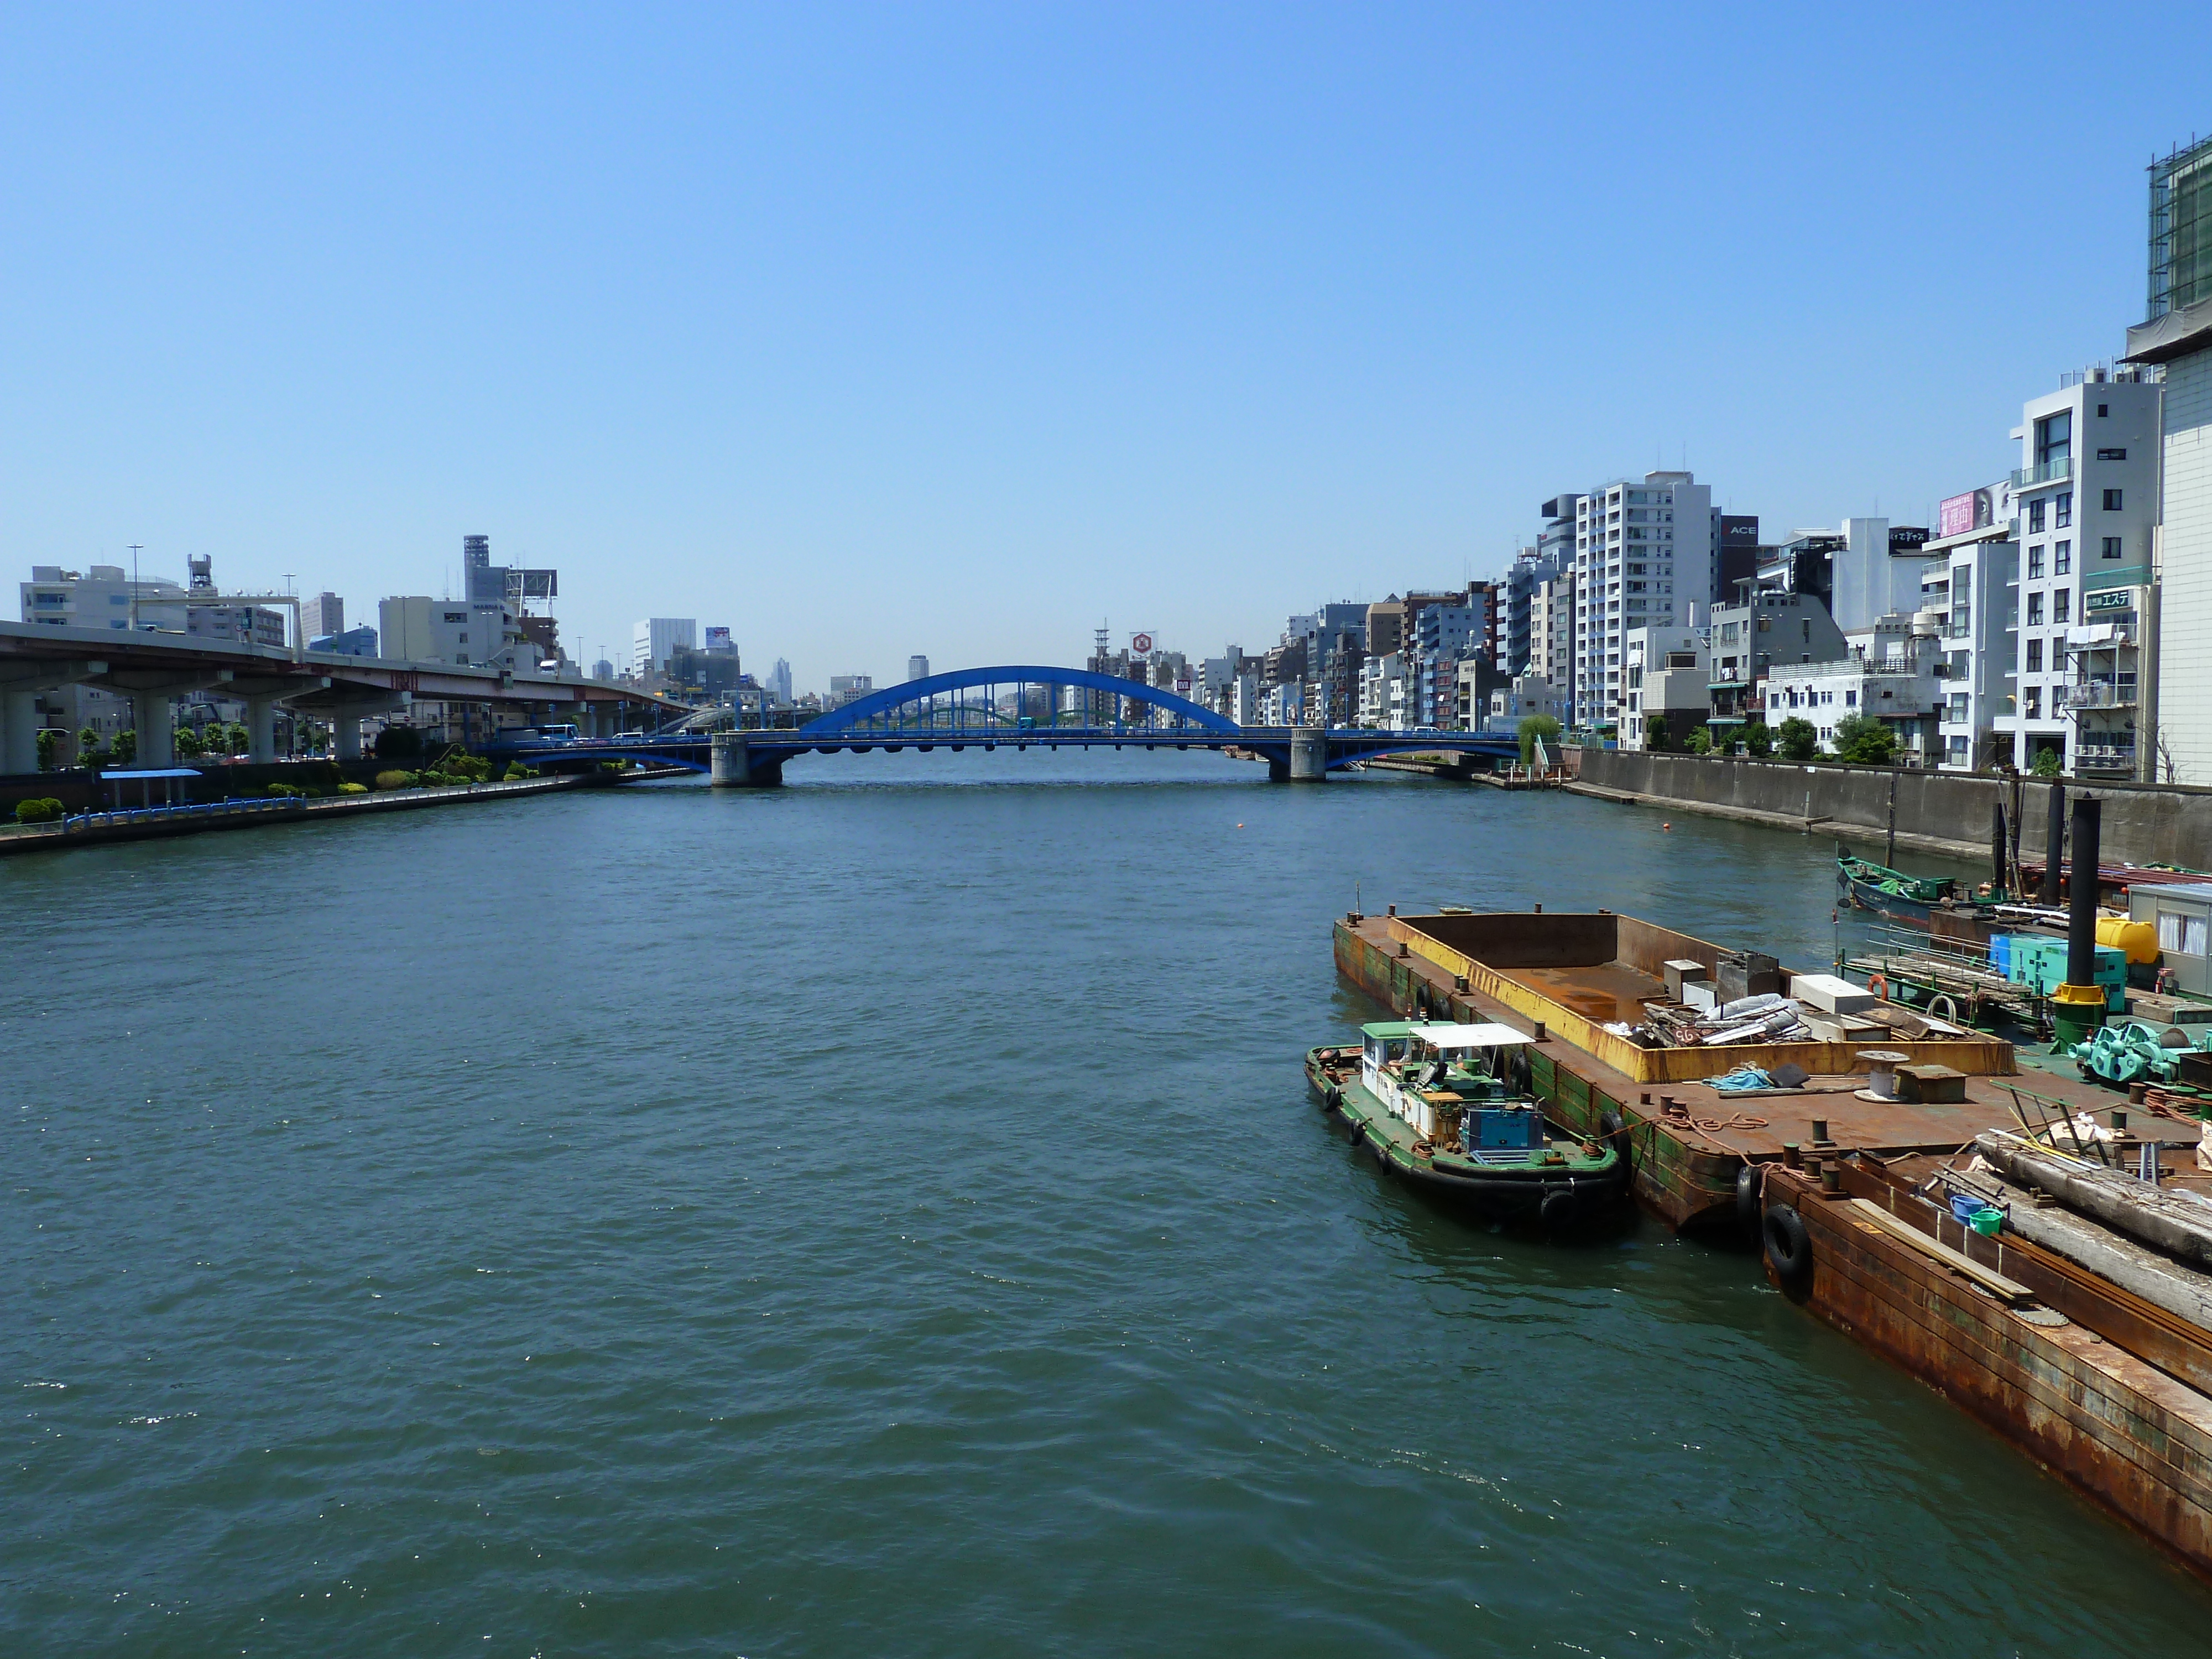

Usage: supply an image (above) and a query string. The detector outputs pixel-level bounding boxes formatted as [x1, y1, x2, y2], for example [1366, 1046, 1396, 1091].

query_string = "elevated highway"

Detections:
[0, 619, 682, 773]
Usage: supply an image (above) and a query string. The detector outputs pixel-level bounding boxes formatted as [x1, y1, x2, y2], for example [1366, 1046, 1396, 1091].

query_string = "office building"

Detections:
[2125, 132, 2212, 782]
[301, 592, 345, 640]
[907, 655, 930, 682]
[633, 618, 697, 679]
[825, 674, 873, 711]
[310, 624, 378, 657]
[769, 659, 794, 704]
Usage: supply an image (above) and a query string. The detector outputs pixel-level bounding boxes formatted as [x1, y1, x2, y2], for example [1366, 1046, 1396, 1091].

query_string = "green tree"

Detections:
[1516, 713, 1561, 766]
[1776, 716, 1819, 763]
[1644, 712, 1669, 752]
[2030, 745, 2063, 779]
[76, 726, 102, 768]
[1741, 717, 1773, 759]
[1684, 727, 1713, 755]
[374, 724, 425, 761]
[1831, 712, 1897, 766]
[225, 722, 251, 755]
[35, 729, 60, 771]
[111, 728, 137, 766]
[174, 726, 204, 759]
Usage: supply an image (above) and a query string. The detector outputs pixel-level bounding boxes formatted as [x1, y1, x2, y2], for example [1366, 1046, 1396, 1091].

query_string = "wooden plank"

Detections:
[1845, 1198, 2036, 1301]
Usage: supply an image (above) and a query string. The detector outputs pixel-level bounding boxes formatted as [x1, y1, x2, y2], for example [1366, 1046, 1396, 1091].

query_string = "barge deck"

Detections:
[1329, 904, 2212, 1583]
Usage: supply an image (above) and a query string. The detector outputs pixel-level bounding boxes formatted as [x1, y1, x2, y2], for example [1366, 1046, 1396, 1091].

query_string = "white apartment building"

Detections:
[1355, 652, 1404, 728]
[1993, 373, 2162, 775]
[22, 564, 189, 631]
[1572, 471, 1719, 732]
[2125, 134, 2212, 783]
[1919, 479, 2018, 771]
[1618, 626, 1709, 751]
[1484, 672, 1567, 734]
[379, 594, 525, 670]
[1764, 617, 1944, 764]
[633, 617, 698, 679]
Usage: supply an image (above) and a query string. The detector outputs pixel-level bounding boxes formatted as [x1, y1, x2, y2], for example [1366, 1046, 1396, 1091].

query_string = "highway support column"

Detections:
[1288, 726, 1329, 782]
[0, 660, 106, 775]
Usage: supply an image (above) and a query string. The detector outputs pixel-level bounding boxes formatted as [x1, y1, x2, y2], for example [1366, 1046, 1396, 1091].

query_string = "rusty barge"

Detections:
[1331, 904, 2212, 1581]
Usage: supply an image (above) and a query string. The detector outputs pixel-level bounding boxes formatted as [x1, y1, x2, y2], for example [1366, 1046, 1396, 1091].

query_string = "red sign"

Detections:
[1131, 633, 1154, 655]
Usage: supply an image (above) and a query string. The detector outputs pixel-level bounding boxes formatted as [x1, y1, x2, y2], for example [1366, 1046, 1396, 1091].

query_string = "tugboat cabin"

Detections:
[1359, 1020, 1536, 1147]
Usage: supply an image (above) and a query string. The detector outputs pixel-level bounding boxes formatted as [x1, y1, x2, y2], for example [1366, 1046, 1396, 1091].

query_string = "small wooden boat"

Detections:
[1305, 1020, 1628, 1227]
[1835, 852, 1969, 924]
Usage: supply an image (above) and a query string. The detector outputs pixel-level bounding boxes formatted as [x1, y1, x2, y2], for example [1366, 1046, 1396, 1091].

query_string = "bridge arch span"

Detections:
[801, 665, 1238, 737]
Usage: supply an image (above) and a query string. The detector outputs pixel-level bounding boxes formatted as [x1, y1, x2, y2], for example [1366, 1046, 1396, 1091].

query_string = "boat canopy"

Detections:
[1359, 1021, 1417, 1040]
[1408, 1021, 1530, 1050]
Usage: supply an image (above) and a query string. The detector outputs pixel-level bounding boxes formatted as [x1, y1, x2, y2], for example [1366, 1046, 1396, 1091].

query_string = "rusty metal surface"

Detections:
[1503, 962, 1662, 1024]
[1765, 1164, 2212, 1583]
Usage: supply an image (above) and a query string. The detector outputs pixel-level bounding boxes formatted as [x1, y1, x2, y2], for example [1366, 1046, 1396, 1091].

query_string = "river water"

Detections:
[8, 752, 2208, 1656]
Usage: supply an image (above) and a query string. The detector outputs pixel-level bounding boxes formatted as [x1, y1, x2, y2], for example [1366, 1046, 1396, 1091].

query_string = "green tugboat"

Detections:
[1305, 1021, 1629, 1227]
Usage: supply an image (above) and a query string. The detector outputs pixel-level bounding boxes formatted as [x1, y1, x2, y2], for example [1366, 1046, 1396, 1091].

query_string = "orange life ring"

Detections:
[1865, 973, 1890, 1003]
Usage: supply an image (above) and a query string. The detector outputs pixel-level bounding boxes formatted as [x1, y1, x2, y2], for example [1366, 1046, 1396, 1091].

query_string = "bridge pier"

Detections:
[711, 731, 784, 788]
[1287, 726, 1329, 782]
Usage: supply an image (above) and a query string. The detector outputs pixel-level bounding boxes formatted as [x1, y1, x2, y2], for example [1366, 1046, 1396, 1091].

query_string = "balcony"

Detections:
[2064, 678, 2138, 709]
[2075, 743, 2137, 775]
[2011, 456, 2073, 489]
[2063, 621, 2136, 650]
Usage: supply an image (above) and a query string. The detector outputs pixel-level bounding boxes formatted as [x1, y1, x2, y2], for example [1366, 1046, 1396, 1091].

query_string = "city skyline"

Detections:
[0, 6, 2199, 691]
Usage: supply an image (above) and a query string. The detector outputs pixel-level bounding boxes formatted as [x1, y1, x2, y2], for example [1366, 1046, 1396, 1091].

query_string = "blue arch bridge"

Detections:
[485, 665, 1520, 785]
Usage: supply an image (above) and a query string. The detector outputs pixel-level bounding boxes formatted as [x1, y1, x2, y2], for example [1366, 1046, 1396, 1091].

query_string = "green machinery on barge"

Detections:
[1305, 1020, 1629, 1227]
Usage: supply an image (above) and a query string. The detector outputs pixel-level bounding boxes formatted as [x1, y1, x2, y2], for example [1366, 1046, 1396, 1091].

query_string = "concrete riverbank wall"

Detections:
[1571, 749, 2212, 870]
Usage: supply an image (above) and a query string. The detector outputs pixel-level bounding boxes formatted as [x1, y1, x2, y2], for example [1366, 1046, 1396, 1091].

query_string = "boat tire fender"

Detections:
[1735, 1163, 1760, 1237]
[1598, 1109, 1630, 1175]
[1324, 1083, 1342, 1111]
[1540, 1187, 1576, 1233]
[1764, 1203, 1812, 1284]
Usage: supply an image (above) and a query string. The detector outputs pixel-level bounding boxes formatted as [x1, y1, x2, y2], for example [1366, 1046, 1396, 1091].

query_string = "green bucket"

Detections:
[1969, 1208, 2005, 1237]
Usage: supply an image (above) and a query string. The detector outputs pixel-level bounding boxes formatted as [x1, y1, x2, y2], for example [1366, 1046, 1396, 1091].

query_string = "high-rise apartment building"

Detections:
[1502, 546, 1566, 677]
[2126, 133, 2212, 782]
[1997, 374, 2162, 775]
[1921, 479, 2019, 770]
[1571, 471, 1719, 730]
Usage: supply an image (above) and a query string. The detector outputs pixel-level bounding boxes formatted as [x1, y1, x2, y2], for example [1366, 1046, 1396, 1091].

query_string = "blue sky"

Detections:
[1, 4, 2202, 688]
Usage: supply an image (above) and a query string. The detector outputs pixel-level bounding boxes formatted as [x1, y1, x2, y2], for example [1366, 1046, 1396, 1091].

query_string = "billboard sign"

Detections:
[1938, 483, 2012, 539]
[706, 626, 733, 649]
[517, 568, 558, 599]
[1130, 632, 1154, 656]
